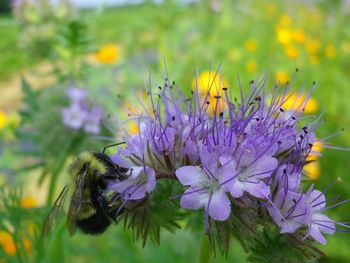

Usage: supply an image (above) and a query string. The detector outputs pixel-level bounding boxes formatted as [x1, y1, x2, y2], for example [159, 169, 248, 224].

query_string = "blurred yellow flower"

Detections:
[278, 14, 293, 27]
[229, 48, 242, 61]
[325, 44, 336, 58]
[127, 121, 139, 135]
[95, 44, 120, 64]
[245, 59, 258, 73]
[310, 54, 320, 65]
[275, 70, 289, 84]
[284, 45, 299, 59]
[244, 39, 257, 52]
[312, 141, 324, 154]
[293, 30, 306, 43]
[0, 231, 31, 257]
[0, 231, 16, 256]
[282, 93, 318, 114]
[304, 160, 320, 181]
[21, 197, 37, 209]
[276, 28, 293, 45]
[0, 111, 8, 130]
[305, 39, 320, 54]
[192, 71, 229, 113]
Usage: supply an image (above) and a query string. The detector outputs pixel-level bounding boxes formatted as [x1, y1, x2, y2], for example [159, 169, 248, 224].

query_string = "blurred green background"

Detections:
[0, 0, 350, 262]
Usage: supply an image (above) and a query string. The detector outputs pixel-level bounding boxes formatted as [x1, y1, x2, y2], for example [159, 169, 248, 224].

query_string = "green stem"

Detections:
[197, 235, 211, 263]
[46, 133, 83, 204]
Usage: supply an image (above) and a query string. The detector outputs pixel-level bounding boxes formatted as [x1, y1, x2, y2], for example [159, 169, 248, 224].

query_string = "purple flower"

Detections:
[221, 143, 278, 199]
[274, 164, 302, 193]
[267, 188, 308, 233]
[67, 87, 87, 103]
[61, 103, 88, 129]
[109, 154, 156, 200]
[104, 70, 348, 243]
[303, 186, 336, 244]
[84, 106, 103, 134]
[175, 153, 231, 222]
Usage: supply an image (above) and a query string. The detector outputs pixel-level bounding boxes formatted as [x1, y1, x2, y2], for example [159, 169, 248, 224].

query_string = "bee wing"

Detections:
[66, 165, 89, 236]
[42, 185, 70, 237]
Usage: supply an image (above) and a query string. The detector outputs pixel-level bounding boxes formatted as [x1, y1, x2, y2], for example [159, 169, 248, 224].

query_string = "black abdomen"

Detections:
[76, 212, 111, 235]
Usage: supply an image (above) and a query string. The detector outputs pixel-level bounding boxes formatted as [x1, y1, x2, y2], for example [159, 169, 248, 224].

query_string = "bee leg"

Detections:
[97, 195, 125, 222]
[108, 205, 126, 221]
[97, 195, 111, 216]
[102, 174, 120, 180]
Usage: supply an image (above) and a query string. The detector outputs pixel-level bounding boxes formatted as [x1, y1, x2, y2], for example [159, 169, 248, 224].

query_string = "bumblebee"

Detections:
[43, 145, 128, 236]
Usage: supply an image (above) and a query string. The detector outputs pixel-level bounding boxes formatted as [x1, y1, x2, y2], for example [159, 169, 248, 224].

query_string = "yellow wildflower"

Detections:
[127, 121, 139, 135]
[278, 14, 293, 27]
[284, 45, 299, 59]
[310, 54, 320, 65]
[312, 141, 324, 154]
[95, 44, 119, 64]
[0, 231, 16, 256]
[0, 231, 31, 258]
[245, 59, 258, 73]
[0, 111, 7, 130]
[304, 160, 320, 181]
[304, 140, 323, 181]
[282, 93, 318, 114]
[325, 44, 336, 58]
[275, 70, 289, 84]
[244, 39, 257, 52]
[276, 28, 293, 45]
[305, 39, 320, 54]
[21, 197, 37, 209]
[293, 30, 306, 43]
[192, 71, 229, 113]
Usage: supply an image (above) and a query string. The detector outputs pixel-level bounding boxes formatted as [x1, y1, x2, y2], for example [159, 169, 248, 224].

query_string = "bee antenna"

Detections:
[102, 142, 126, 154]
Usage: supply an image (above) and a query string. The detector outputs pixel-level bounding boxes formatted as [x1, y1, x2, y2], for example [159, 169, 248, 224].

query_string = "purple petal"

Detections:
[207, 190, 231, 221]
[180, 188, 208, 210]
[244, 181, 271, 199]
[67, 87, 87, 102]
[176, 166, 204, 186]
[110, 154, 131, 168]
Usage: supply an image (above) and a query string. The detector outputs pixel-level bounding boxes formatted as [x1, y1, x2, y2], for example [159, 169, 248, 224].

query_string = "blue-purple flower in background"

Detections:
[61, 87, 103, 134]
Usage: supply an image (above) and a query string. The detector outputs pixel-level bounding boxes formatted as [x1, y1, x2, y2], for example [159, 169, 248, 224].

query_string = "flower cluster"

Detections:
[61, 87, 103, 134]
[108, 71, 348, 245]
